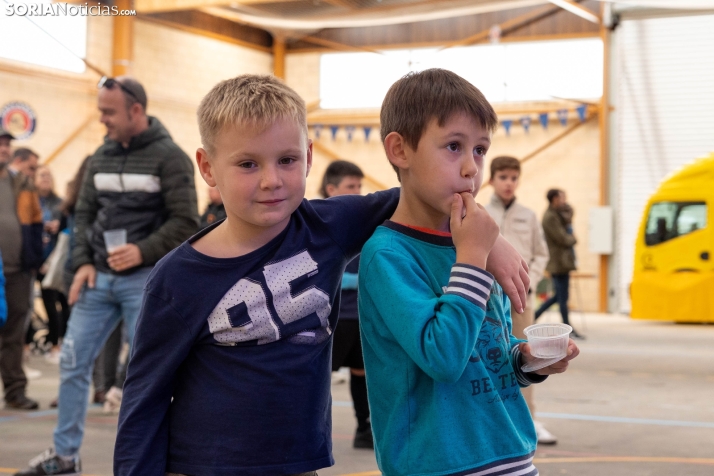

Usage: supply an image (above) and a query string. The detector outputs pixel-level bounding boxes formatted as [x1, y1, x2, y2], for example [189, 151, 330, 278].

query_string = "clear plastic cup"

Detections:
[523, 323, 572, 359]
[103, 229, 127, 253]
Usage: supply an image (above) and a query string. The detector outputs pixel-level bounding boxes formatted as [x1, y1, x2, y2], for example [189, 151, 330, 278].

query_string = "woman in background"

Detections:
[34, 166, 68, 363]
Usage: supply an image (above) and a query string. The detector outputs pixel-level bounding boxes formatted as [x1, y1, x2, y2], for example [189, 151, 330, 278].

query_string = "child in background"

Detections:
[485, 156, 556, 444]
[320, 160, 373, 449]
[358, 69, 580, 476]
[114, 74, 531, 476]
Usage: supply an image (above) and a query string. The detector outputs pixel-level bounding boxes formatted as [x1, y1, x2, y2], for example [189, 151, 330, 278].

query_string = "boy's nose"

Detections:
[260, 167, 283, 189]
[461, 155, 478, 178]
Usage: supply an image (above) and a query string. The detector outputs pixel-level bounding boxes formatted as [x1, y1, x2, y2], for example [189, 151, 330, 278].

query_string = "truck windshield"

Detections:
[645, 201, 707, 246]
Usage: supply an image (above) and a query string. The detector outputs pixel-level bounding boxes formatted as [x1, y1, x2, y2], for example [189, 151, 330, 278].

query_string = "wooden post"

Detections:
[273, 35, 286, 79]
[598, 3, 611, 313]
[112, 0, 134, 76]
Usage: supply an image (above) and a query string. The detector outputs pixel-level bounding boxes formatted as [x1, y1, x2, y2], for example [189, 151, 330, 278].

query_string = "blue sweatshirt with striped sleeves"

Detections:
[358, 221, 544, 476]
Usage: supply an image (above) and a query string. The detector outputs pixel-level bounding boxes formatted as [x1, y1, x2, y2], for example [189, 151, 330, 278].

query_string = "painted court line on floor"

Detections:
[537, 412, 714, 429]
[338, 402, 714, 430]
[3, 406, 713, 431]
[0, 409, 57, 423]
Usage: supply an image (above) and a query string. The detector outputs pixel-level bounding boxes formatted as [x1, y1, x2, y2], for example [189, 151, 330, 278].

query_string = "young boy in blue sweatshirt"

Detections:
[112, 74, 531, 476]
[358, 69, 580, 476]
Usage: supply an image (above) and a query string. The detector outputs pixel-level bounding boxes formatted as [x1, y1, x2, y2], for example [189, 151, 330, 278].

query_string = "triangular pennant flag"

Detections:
[363, 126, 372, 142]
[576, 104, 587, 122]
[345, 126, 356, 142]
[520, 116, 531, 133]
[539, 112, 549, 130]
[330, 125, 339, 141]
[502, 119, 512, 136]
[557, 109, 568, 126]
[313, 124, 323, 139]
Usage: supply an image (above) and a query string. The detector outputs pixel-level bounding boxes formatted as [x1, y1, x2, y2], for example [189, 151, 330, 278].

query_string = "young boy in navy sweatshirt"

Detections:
[114, 74, 531, 476]
[358, 69, 580, 476]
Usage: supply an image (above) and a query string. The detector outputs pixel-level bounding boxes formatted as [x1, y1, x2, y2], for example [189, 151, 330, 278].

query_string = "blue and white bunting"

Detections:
[576, 104, 587, 122]
[502, 119, 512, 136]
[520, 116, 531, 133]
[539, 112, 549, 130]
[345, 125, 356, 142]
[557, 109, 568, 126]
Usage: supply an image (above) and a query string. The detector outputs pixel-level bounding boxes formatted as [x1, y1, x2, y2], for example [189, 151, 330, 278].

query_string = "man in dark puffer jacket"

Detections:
[16, 77, 199, 475]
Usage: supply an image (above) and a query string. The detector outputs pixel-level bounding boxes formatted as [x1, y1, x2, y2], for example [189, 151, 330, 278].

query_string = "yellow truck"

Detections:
[631, 153, 713, 322]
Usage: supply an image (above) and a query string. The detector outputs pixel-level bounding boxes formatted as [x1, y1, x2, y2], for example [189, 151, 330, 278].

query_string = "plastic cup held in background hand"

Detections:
[521, 323, 572, 372]
[103, 229, 127, 254]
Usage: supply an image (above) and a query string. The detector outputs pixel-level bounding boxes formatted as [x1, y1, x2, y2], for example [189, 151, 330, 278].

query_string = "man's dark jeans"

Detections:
[535, 273, 571, 326]
[1, 271, 32, 402]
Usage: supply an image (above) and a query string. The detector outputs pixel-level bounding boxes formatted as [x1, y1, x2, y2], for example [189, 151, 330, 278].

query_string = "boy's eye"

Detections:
[279, 156, 297, 165]
[447, 142, 460, 152]
[474, 146, 487, 157]
[238, 161, 256, 169]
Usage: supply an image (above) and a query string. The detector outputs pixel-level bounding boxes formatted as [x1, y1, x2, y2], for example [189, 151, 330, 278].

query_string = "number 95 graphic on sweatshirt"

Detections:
[207, 251, 333, 346]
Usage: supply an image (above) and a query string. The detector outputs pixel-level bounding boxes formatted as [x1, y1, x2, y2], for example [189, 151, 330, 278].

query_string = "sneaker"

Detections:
[534, 421, 557, 445]
[44, 350, 61, 365]
[103, 386, 122, 414]
[353, 426, 374, 449]
[5, 395, 39, 410]
[23, 366, 42, 380]
[331, 370, 347, 385]
[570, 329, 586, 340]
[14, 448, 81, 475]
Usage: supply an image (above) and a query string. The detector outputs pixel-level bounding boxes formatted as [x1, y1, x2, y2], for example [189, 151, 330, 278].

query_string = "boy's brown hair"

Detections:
[197, 74, 307, 155]
[489, 156, 521, 180]
[380, 68, 498, 177]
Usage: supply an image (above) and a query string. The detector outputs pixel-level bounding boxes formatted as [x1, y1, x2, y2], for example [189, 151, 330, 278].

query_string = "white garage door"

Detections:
[615, 12, 714, 312]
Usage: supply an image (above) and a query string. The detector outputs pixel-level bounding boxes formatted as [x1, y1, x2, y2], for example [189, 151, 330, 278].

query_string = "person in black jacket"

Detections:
[16, 77, 199, 475]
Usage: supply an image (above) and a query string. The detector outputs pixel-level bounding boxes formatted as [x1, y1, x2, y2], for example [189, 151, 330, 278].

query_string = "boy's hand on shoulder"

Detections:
[486, 237, 530, 313]
[519, 339, 580, 375]
[451, 193, 499, 269]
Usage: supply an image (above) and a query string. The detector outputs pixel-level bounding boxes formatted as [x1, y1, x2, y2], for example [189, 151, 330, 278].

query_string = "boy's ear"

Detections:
[325, 183, 336, 197]
[384, 132, 410, 172]
[305, 139, 313, 177]
[196, 147, 217, 187]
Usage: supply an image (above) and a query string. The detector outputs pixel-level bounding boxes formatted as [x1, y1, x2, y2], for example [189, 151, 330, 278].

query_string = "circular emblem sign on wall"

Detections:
[1, 102, 37, 140]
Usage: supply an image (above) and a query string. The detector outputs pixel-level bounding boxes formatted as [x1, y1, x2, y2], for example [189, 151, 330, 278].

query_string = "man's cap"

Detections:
[0, 128, 15, 140]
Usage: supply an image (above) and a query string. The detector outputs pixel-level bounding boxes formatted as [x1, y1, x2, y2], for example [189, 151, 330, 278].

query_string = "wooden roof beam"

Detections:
[300, 35, 383, 54]
[320, 0, 356, 9]
[135, 0, 227, 14]
[440, 3, 562, 50]
[548, 0, 601, 25]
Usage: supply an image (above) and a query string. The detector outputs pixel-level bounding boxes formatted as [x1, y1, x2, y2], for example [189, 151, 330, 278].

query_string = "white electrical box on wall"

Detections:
[589, 207, 613, 255]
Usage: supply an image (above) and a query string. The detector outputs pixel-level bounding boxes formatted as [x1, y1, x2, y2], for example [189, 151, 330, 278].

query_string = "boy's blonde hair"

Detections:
[197, 74, 307, 154]
[380, 68, 498, 178]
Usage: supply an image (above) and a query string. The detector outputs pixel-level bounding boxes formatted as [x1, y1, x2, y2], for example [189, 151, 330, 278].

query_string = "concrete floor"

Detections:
[1, 312, 713, 476]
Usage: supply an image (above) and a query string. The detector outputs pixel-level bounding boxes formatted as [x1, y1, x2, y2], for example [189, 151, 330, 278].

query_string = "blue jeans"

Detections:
[55, 267, 152, 456]
[534, 273, 571, 326]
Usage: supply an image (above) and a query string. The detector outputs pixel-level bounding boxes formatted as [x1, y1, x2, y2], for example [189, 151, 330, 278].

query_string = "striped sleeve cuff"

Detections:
[511, 345, 548, 386]
[444, 264, 494, 310]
